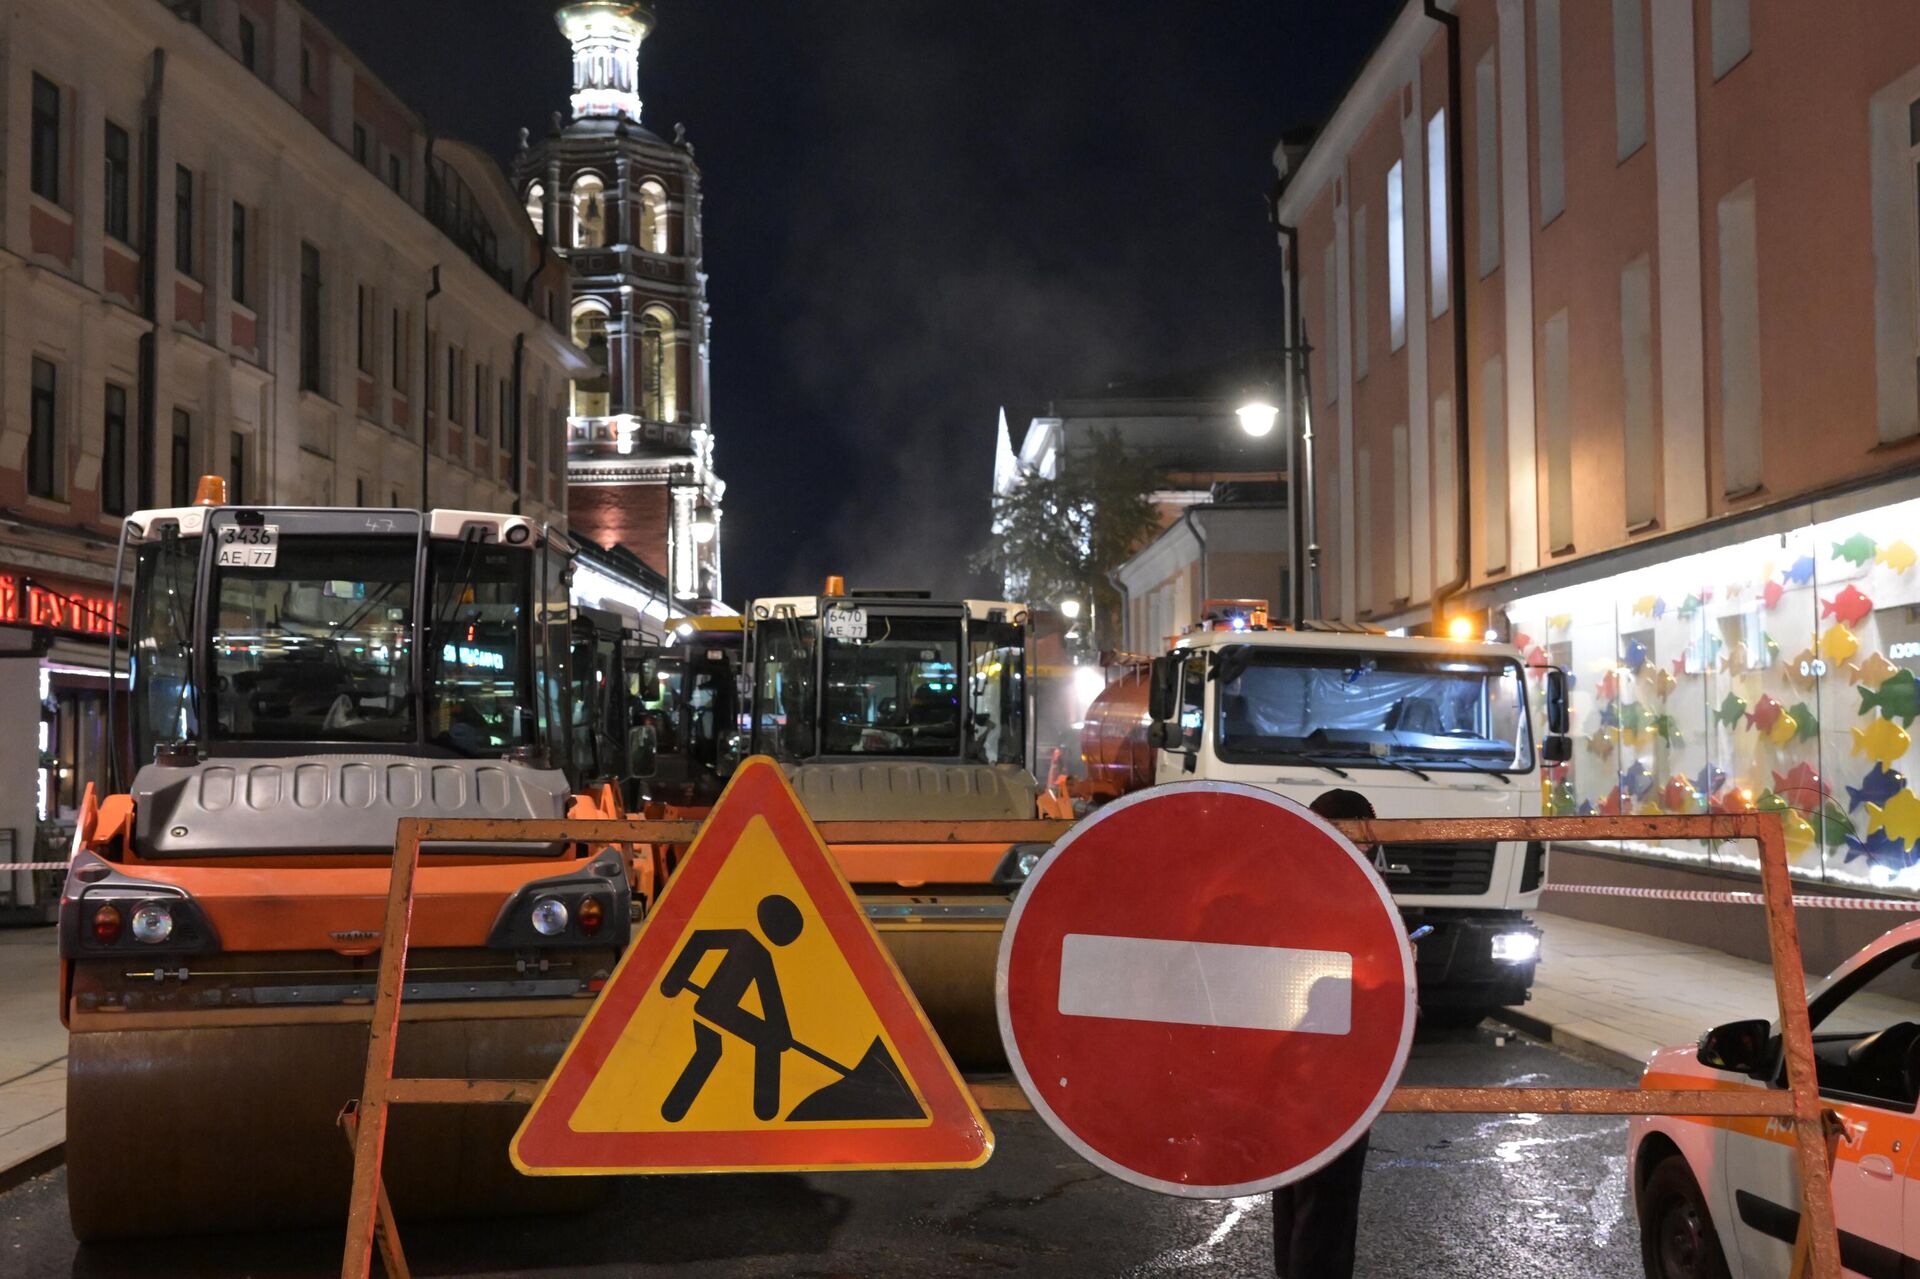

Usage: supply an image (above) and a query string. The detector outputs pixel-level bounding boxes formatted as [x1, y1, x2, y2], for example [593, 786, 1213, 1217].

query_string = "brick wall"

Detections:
[570, 482, 668, 575]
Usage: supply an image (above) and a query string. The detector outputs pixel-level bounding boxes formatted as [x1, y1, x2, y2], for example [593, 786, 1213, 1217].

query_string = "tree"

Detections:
[975, 429, 1161, 649]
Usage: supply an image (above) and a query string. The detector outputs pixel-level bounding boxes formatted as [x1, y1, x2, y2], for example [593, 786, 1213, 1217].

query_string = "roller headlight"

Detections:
[130, 903, 175, 944]
[1491, 931, 1540, 963]
[530, 897, 570, 937]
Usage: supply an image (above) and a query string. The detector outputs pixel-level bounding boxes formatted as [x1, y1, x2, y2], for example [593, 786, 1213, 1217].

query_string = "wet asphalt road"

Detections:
[3, 1025, 1642, 1279]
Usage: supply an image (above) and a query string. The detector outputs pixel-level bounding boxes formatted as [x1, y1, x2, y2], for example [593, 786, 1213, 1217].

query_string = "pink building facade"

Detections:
[1277, 0, 1920, 893]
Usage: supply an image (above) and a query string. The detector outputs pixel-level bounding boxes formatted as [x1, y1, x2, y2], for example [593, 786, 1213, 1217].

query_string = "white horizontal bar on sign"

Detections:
[1057, 933, 1353, 1035]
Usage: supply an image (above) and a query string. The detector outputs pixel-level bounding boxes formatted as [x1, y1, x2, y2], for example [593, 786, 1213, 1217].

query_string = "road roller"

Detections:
[653, 580, 1059, 1067]
[59, 485, 653, 1240]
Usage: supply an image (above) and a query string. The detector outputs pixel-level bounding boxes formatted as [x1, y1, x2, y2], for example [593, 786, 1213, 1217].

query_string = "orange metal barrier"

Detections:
[337, 811, 1840, 1279]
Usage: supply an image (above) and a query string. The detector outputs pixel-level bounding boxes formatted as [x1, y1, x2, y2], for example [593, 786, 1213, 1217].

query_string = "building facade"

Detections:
[0, 0, 593, 876]
[515, 1, 724, 610]
[1275, 0, 1920, 893]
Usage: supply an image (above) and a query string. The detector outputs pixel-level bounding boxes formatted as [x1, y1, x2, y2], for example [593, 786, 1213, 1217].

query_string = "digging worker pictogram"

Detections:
[659, 893, 806, 1122]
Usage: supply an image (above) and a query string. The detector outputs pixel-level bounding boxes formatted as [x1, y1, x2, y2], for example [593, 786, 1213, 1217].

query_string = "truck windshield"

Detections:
[425, 542, 536, 756]
[1213, 648, 1534, 773]
[210, 535, 416, 743]
[821, 613, 963, 756]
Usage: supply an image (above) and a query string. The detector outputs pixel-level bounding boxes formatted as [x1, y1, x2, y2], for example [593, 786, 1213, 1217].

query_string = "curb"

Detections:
[1489, 1006, 1649, 1078]
[0, 1139, 63, 1195]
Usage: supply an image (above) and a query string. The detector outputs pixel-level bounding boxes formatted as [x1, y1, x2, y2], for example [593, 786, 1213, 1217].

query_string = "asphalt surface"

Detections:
[2, 1026, 1642, 1278]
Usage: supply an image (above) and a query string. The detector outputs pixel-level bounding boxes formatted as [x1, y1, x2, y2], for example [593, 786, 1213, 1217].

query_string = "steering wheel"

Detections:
[1845, 1021, 1920, 1101]
[322, 693, 357, 731]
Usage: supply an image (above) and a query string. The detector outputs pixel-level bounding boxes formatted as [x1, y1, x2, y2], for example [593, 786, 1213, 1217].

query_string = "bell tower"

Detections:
[517, 1, 724, 610]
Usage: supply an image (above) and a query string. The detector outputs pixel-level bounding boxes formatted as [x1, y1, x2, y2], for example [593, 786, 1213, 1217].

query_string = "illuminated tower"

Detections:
[517, 1, 723, 608]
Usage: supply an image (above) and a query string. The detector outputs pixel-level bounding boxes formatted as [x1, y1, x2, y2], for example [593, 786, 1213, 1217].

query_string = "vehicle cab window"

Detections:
[1178, 653, 1206, 753]
[1809, 943, 1920, 1110]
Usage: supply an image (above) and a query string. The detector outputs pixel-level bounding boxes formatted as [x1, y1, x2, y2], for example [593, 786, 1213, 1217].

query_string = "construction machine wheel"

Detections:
[66, 1010, 604, 1242]
[876, 924, 1006, 1069]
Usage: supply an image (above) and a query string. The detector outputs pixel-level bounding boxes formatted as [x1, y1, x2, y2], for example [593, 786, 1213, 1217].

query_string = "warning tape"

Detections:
[0, 863, 69, 872]
[1543, 883, 1920, 912]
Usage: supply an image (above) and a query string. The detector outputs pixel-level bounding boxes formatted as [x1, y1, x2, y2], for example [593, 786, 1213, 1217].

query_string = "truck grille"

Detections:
[1375, 842, 1496, 896]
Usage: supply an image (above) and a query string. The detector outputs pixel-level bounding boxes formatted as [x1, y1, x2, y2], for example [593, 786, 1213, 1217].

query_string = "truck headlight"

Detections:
[1491, 931, 1540, 963]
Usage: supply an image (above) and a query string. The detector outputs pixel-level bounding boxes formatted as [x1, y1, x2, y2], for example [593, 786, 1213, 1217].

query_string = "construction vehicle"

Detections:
[59, 485, 651, 1239]
[637, 614, 744, 809]
[643, 580, 1052, 1065]
[1069, 600, 1572, 1026]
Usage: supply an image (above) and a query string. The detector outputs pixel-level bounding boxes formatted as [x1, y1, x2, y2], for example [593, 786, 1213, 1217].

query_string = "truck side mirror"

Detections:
[1541, 734, 1573, 765]
[1545, 666, 1570, 736]
[1697, 1017, 1773, 1076]
[627, 724, 657, 779]
[1148, 656, 1178, 723]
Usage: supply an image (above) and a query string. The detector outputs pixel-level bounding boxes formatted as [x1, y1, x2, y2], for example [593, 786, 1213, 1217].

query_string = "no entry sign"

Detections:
[995, 781, 1416, 1197]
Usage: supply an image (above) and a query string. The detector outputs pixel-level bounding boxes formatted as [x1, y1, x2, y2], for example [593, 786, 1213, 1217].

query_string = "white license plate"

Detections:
[825, 607, 867, 640]
[216, 523, 279, 568]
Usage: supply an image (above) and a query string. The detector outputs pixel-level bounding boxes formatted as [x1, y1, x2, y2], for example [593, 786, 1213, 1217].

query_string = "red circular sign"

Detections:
[996, 781, 1415, 1197]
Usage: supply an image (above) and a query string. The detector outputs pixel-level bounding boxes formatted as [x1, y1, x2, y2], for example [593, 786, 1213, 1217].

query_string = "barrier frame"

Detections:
[339, 811, 1841, 1279]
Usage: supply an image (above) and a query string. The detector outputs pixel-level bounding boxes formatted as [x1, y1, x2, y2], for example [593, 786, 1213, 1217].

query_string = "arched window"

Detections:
[571, 173, 605, 249]
[524, 182, 545, 237]
[637, 181, 668, 254]
[570, 302, 610, 418]
[639, 307, 677, 423]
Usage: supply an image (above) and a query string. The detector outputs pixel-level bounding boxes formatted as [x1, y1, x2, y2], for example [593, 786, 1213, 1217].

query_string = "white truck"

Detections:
[1107, 617, 1572, 1025]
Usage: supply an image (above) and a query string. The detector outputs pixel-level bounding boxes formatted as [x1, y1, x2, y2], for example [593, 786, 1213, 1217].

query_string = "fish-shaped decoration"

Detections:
[1865, 788, 1920, 851]
[1819, 623, 1860, 665]
[1546, 780, 1576, 817]
[1621, 759, 1655, 798]
[1702, 635, 1724, 669]
[1597, 703, 1620, 728]
[1852, 715, 1912, 767]
[1842, 827, 1915, 872]
[1693, 763, 1728, 797]
[1512, 631, 1532, 652]
[1848, 653, 1899, 689]
[1596, 785, 1629, 816]
[1745, 695, 1784, 733]
[1586, 727, 1620, 757]
[1712, 786, 1758, 815]
[1783, 556, 1817, 586]
[1758, 633, 1780, 668]
[1845, 762, 1908, 813]
[1661, 775, 1700, 813]
[1755, 789, 1788, 813]
[1638, 797, 1667, 818]
[1767, 710, 1799, 746]
[1677, 594, 1702, 621]
[1651, 597, 1668, 620]
[1772, 762, 1830, 812]
[1876, 540, 1917, 574]
[1833, 533, 1878, 567]
[1810, 800, 1854, 848]
[1547, 614, 1573, 631]
[1700, 588, 1715, 604]
[1651, 712, 1683, 746]
[1784, 649, 1820, 691]
[1617, 703, 1651, 733]
[1781, 808, 1817, 858]
[1574, 799, 1596, 818]
[1525, 645, 1549, 670]
[1597, 670, 1621, 703]
[1624, 637, 1650, 672]
[1669, 656, 1689, 678]
[1721, 642, 1753, 675]
[1641, 668, 1677, 699]
[1714, 692, 1749, 728]
[1787, 702, 1820, 741]
[1820, 584, 1875, 627]
[1761, 579, 1785, 610]
[1631, 596, 1657, 618]
[1859, 669, 1920, 726]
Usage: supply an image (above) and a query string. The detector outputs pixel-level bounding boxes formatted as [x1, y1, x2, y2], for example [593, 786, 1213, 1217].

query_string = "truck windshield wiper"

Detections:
[1371, 754, 1432, 782]
[1262, 748, 1350, 779]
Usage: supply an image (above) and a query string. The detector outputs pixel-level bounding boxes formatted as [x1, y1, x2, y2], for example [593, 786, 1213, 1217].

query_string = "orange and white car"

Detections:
[1627, 918, 1920, 1279]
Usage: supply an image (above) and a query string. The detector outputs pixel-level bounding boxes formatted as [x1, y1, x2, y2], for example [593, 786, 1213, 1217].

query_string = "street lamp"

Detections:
[1236, 398, 1279, 438]
[1058, 598, 1082, 620]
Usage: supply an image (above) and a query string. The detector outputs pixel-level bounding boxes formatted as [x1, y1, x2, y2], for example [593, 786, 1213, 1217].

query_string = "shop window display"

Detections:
[1507, 497, 1920, 894]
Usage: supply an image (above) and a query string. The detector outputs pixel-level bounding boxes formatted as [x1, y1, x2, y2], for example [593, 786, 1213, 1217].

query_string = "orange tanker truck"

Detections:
[58, 487, 652, 1238]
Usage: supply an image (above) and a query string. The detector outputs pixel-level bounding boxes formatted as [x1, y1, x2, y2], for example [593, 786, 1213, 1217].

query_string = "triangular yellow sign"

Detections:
[511, 756, 994, 1173]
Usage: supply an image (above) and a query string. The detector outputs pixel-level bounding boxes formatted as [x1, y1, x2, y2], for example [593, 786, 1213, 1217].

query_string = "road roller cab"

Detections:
[59, 494, 646, 1240]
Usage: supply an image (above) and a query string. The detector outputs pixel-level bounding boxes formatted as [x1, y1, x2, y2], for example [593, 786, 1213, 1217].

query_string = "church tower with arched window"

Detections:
[515, 0, 722, 609]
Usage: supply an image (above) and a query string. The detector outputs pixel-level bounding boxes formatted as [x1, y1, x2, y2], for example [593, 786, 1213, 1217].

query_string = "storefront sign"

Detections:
[0, 571, 117, 636]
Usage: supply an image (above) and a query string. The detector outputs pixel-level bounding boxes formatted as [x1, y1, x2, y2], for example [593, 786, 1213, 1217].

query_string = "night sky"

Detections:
[303, 0, 1400, 601]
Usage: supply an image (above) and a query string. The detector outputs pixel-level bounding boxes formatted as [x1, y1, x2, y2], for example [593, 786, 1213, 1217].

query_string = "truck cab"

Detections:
[1143, 620, 1566, 1023]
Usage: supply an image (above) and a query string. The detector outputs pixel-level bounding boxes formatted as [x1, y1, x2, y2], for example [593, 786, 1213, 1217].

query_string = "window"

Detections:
[353, 124, 368, 165]
[639, 309, 676, 421]
[229, 432, 246, 506]
[238, 15, 257, 71]
[1542, 309, 1572, 551]
[637, 181, 667, 253]
[31, 74, 61, 204]
[1535, 0, 1565, 224]
[174, 165, 197, 277]
[355, 478, 365, 506]
[391, 307, 408, 391]
[1355, 446, 1375, 608]
[1482, 355, 1508, 570]
[300, 43, 314, 91]
[1611, 0, 1647, 160]
[1352, 205, 1369, 380]
[425, 333, 437, 412]
[28, 358, 58, 499]
[1387, 159, 1407, 352]
[525, 182, 545, 236]
[357, 284, 373, 374]
[1620, 255, 1656, 528]
[171, 408, 193, 507]
[1427, 110, 1449, 317]
[502, 384, 519, 461]
[475, 365, 489, 440]
[1808, 943, 1920, 1108]
[102, 383, 129, 517]
[447, 347, 463, 423]
[104, 122, 132, 244]
[1474, 51, 1500, 277]
[1718, 180, 1763, 495]
[300, 242, 323, 393]
[1391, 424, 1411, 600]
[231, 203, 249, 305]
[387, 153, 403, 195]
[1710, 0, 1750, 80]
[571, 174, 606, 248]
[1322, 239, 1339, 403]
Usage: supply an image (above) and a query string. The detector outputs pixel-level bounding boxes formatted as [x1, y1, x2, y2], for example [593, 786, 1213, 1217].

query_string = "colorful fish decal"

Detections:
[1811, 800, 1854, 848]
[1597, 669, 1621, 703]
[1847, 653, 1899, 690]
[1641, 668, 1676, 699]
[1586, 727, 1620, 757]
[1721, 642, 1752, 675]
[1820, 585, 1875, 627]
[1787, 702, 1820, 741]
[1714, 692, 1748, 729]
[1669, 656, 1689, 678]
[1651, 597, 1669, 620]
[1772, 762, 1830, 812]
[1693, 763, 1728, 797]
[1621, 759, 1655, 798]
[1783, 556, 1817, 586]
[1618, 703, 1651, 733]
[1833, 533, 1878, 567]
[1866, 788, 1920, 851]
[1660, 775, 1699, 813]
[1845, 762, 1908, 813]
[1819, 623, 1860, 665]
[1842, 827, 1915, 872]
[1761, 579, 1785, 611]
[1597, 703, 1620, 728]
[1852, 716, 1912, 767]
[1546, 780, 1577, 817]
[1745, 695, 1784, 733]
[1876, 539, 1917, 574]
[1648, 713, 1680, 746]
[1624, 637, 1650, 672]
[1632, 596, 1658, 618]
[1781, 809, 1817, 858]
[1784, 649, 1820, 691]
[1859, 669, 1920, 726]
[1677, 594, 1702, 621]
[1575, 799, 1596, 818]
[1596, 786, 1629, 816]
[1767, 710, 1799, 747]
[1712, 786, 1758, 815]
[1547, 614, 1573, 631]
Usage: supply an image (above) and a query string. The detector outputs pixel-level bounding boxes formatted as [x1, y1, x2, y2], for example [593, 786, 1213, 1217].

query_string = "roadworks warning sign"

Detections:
[511, 756, 993, 1174]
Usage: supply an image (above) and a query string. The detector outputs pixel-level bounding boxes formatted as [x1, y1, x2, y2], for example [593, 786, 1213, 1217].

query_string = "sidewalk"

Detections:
[0, 910, 1828, 1184]
[0, 925, 64, 1189]
[1494, 911, 1807, 1074]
